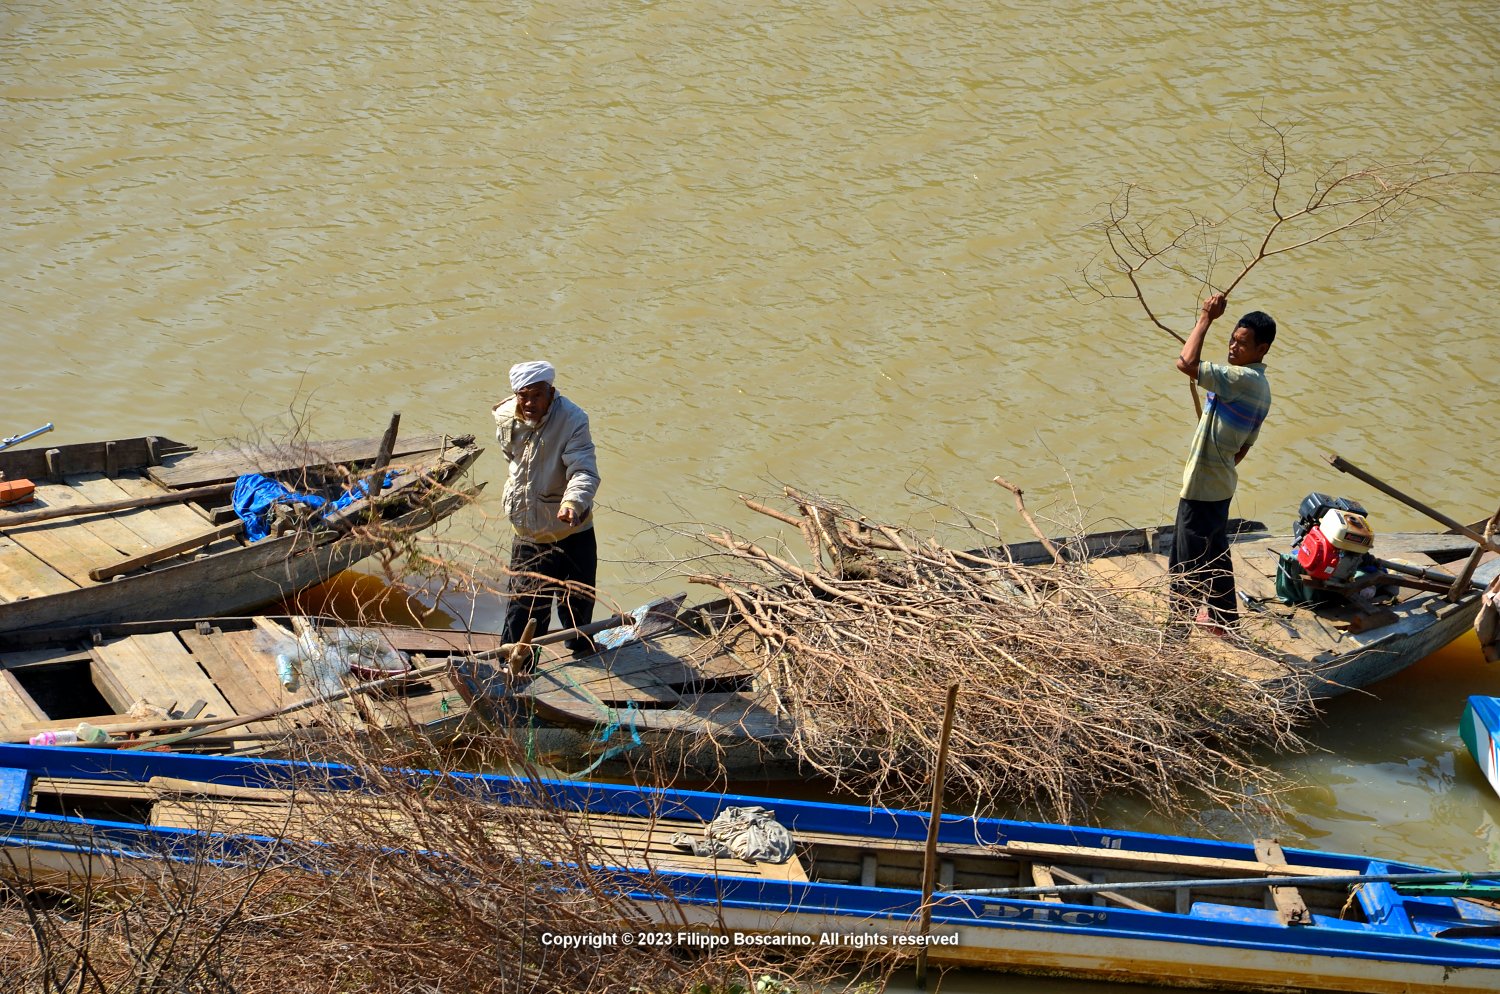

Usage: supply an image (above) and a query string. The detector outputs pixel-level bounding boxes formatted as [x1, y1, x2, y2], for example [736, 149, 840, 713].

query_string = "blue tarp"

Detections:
[232, 471, 400, 542]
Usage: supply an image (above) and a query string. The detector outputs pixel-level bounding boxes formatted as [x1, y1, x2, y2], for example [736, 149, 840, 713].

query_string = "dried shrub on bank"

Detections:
[682, 487, 1310, 821]
[0, 744, 884, 994]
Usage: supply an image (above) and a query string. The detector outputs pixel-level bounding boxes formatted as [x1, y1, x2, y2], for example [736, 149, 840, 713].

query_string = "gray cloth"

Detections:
[670, 806, 794, 864]
[494, 392, 600, 543]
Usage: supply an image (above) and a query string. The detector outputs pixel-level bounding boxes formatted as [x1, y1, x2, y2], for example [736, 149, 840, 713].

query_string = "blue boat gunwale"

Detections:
[7, 803, 1500, 971]
[0, 744, 1365, 868]
[5, 744, 1500, 972]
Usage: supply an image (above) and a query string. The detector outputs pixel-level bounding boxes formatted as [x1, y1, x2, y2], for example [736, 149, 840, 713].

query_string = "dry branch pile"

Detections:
[686, 488, 1310, 821]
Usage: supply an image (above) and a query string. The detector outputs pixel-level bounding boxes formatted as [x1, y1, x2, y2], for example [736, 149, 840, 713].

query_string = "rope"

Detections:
[573, 702, 643, 777]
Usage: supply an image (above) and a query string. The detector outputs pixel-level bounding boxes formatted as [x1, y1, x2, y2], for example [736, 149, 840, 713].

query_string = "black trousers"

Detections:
[503, 528, 598, 645]
[1167, 497, 1238, 625]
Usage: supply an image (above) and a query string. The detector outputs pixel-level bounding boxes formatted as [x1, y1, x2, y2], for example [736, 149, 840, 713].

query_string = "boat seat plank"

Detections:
[32, 776, 161, 803]
[0, 534, 77, 601]
[372, 628, 507, 655]
[0, 647, 95, 670]
[626, 694, 785, 738]
[527, 671, 683, 714]
[1255, 838, 1312, 926]
[997, 839, 1350, 880]
[524, 639, 711, 693]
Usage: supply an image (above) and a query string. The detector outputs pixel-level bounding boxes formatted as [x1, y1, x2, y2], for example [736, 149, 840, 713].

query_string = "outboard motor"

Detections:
[1278, 493, 1378, 604]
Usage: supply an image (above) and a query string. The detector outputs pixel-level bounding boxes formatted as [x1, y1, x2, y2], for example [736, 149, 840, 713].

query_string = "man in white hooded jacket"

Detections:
[492, 361, 601, 656]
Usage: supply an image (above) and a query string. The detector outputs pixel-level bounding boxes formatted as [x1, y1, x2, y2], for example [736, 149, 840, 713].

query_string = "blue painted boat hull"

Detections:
[1462, 695, 1500, 800]
[1, 744, 1498, 993]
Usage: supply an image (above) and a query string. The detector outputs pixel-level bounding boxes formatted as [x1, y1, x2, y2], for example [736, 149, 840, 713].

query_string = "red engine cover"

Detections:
[1297, 527, 1341, 581]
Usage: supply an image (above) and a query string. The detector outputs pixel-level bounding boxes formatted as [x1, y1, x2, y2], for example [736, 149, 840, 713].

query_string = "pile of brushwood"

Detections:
[683, 486, 1311, 821]
[0, 742, 881, 994]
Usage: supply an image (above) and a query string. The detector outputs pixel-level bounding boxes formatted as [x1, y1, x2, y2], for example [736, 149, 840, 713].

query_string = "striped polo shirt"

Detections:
[1180, 361, 1272, 502]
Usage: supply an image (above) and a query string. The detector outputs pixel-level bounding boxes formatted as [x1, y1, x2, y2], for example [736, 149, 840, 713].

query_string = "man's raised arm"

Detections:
[1176, 292, 1227, 380]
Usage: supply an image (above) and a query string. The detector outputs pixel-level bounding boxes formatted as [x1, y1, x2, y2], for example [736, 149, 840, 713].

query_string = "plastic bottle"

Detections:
[29, 730, 78, 746]
[74, 722, 109, 744]
[276, 653, 300, 692]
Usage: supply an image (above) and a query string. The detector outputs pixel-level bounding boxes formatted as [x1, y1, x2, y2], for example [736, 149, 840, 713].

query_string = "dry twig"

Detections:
[679, 488, 1309, 821]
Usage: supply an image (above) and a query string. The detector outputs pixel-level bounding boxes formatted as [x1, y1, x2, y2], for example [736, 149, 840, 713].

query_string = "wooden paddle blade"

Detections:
[593, 593, 687, 650]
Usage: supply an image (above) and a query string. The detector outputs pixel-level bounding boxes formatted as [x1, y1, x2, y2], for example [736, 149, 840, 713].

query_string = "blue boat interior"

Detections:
[3, 743, 1500, 965]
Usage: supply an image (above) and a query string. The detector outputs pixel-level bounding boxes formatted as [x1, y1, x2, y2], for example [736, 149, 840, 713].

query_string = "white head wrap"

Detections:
[509, 361, 555, 392]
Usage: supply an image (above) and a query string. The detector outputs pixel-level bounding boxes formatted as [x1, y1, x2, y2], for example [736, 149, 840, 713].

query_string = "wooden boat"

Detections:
[0, 602, 793, 775]
[995, 516, 1498, 699]
[0, 616, 512, 753]
[2, 745, 1499, 993]
[513, 596, 793, 777]
[507, 516, 1496, 776]
[0, 431, 482, 633]
[1461, 696, 1500, 800]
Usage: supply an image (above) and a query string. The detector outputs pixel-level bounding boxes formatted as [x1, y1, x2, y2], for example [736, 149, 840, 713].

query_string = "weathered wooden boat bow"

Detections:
[0, 430, 484, 632]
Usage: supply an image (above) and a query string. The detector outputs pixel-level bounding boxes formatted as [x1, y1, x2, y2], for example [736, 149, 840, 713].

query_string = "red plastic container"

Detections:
[0, 479, 36, 506]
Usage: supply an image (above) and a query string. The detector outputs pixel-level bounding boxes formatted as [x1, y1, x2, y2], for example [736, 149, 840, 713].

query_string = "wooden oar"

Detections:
[471, 594, 687, 663]
[0, 480, 234, 528]
[120, 659, 455, 751]
[1326, 453, 1500, 555]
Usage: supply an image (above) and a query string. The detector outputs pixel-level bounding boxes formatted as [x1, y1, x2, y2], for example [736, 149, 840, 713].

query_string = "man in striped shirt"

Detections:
[1170, 292, 1276, 635]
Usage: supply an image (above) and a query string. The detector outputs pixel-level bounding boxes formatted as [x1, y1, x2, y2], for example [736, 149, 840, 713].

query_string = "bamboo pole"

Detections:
[0, 481, 234, 528]
[915, 682, 960, 990]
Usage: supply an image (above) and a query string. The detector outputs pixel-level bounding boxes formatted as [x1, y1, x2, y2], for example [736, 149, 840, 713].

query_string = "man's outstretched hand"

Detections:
[1201, 292, 1227, 322]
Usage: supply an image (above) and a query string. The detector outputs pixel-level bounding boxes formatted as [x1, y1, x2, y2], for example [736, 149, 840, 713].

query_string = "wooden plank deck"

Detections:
[91, 632, 235, 719]
[0, 469, 245, 598]
[97, 473, 243, 558]
[139, 789, 810, 883]
[177, 628, 286, 734]
[4, 482, 137, 587]
[0, 533, 76, 602]
[0, 671, 47, 735]
[67, 475, 194, 549]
